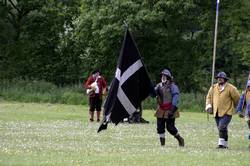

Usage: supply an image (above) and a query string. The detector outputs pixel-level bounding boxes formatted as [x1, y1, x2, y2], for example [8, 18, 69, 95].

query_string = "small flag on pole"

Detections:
[98, 27, 155, 132]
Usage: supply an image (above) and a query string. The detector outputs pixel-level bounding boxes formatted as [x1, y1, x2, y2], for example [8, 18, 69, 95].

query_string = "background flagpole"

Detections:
[211, 0, 220, 86]
[123, 20, 128, 28]
[208, 0, 220, 121]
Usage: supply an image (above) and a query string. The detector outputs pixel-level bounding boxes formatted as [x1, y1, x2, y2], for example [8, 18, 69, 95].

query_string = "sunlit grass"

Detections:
[0, 101, 249, 165]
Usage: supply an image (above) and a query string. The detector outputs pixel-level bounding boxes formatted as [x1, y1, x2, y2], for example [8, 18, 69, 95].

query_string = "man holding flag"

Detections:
[98, 27, 155, 132]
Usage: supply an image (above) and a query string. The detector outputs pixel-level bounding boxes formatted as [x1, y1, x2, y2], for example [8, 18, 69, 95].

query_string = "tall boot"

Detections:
[96, 111, 101, 122]
[160, 137, 165, 146]
[175, 134, 184, 147]
[89, 111, 94, 122]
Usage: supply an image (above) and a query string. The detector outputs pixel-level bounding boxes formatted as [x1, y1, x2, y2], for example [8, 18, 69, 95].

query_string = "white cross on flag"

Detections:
[98, 28, 154, 132]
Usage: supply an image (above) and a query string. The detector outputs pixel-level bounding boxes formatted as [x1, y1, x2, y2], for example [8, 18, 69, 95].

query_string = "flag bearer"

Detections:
[155, 69, 184, 146]
[206, 71, 240, 149]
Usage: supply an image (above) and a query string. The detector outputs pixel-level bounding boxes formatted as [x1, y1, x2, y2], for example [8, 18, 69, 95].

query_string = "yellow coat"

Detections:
[206, 82, 240, 117]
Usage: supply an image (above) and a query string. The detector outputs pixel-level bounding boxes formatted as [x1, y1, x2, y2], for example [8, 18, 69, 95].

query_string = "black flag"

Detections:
[98, 28, 155, 133]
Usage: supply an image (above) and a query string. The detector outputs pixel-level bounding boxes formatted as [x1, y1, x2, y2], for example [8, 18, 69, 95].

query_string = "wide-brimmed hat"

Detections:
[161, 69, 172, 80]
[215, 71, 229, 80]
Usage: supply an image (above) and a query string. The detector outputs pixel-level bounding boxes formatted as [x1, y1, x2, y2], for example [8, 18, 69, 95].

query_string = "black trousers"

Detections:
[157, 118, 178, 136]
[215, 114, 232, 141]
[89, 94, 102, 112]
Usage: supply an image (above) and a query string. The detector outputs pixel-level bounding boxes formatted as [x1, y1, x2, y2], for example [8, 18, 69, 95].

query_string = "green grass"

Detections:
[0, 101, 249, 166]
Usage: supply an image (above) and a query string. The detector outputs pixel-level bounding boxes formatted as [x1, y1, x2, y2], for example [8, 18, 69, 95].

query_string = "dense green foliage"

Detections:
[0, 0, 81, 84]
[0, 102, 249, 165]
[1, 0, 250, 92]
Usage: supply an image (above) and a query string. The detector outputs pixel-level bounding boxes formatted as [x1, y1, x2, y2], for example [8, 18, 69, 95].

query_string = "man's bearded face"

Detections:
[217, 77, 226, 85]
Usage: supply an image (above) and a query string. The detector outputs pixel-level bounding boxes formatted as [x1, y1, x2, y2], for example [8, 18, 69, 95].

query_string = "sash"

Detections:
[159, 102, 172, 110]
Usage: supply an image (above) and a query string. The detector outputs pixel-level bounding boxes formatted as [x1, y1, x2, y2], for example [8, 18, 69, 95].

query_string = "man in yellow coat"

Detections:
[206, 71, 240, 149]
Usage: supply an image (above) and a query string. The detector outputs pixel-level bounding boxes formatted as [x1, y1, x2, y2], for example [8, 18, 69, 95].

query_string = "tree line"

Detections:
[0, 0, 250, 92]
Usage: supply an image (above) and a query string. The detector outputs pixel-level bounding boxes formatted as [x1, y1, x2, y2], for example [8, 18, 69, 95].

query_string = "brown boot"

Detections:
[175, 134, 184, 147]
[160, 137, 165, 146]
[89, 111, 94, 122]
[96, 111, 101, 121]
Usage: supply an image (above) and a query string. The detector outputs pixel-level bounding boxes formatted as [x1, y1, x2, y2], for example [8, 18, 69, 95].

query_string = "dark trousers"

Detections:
[215, 114, 232, 141]
[89, 94, 102, 112]
[157, 118, 178, 136]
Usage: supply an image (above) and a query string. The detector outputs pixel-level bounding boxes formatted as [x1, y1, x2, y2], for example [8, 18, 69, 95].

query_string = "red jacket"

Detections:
[84, 75, 107, 98]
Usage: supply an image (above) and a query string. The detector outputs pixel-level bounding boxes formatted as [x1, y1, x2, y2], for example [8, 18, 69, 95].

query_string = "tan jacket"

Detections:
[206, 82, 240, 117]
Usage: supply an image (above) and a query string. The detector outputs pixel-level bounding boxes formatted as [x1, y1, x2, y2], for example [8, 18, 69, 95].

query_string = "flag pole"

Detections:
[211, 0, 220, 86]
[123, 20, 128, 28]
[209, 0, 220, 121]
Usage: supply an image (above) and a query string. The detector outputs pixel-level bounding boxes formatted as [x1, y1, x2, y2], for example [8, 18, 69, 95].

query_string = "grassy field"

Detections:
[0, 101, 249, 166]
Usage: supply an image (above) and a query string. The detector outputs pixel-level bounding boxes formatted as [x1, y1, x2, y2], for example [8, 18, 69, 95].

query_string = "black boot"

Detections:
[175, 134, 184, 147]
[216, 145, 228, 149]
[140, 117, 149, 124]
[160, 137, 165, 146]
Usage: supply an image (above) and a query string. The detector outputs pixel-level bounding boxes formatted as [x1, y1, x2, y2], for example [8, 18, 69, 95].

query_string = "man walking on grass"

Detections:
[154, 69, 184, 147]
[206, 71, 240, 149]
[236, 80, 250, 148]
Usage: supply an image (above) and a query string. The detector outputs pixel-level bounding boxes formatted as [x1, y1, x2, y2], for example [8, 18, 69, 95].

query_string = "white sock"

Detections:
[159, 133, 165, 138]
[218, 138, 225, 146]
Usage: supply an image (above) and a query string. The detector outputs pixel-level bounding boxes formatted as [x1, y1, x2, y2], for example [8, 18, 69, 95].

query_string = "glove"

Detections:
[238, 112, 244, 118]
[206, 108, 213, 114]
[168, 105, 177, 118]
